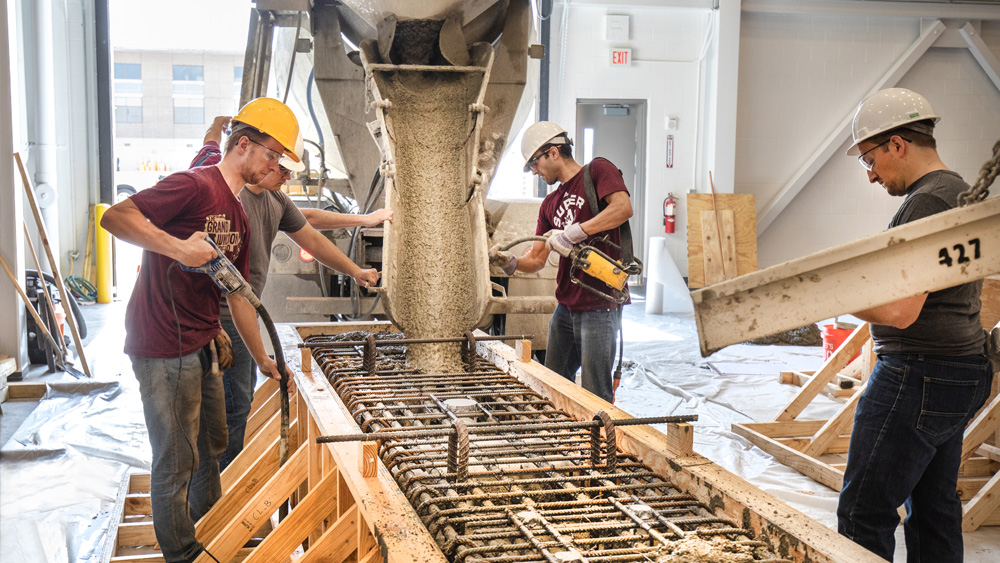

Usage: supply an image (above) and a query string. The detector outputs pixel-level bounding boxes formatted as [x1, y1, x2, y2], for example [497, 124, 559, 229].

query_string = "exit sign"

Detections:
[610, 48, 631, 67]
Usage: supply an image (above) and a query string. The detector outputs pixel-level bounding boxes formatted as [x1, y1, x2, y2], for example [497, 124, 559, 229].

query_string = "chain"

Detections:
[959, 137, 1000, 206]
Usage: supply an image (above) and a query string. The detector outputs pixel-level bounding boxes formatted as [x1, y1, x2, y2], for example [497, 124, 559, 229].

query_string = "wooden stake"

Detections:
[515, 339, 532, 363]
[707, 171, 732, 282]
[14, 153, 92, 377]
[359, 442, 379, 478]
[301, 347, 312, 372]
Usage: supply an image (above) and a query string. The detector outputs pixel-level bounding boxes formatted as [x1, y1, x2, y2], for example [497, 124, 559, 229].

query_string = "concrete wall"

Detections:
[737, 7, 1000, 268]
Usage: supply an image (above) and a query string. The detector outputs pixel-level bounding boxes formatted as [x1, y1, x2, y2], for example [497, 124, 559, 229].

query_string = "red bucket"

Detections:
[821, 324, 859, 361]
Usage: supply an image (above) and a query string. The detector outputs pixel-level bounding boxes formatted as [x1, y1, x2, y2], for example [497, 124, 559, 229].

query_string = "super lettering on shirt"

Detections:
[553, 194, 585, 228]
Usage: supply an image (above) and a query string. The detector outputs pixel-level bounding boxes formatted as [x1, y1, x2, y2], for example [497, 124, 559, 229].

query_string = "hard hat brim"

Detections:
[280, 155, 306, 172]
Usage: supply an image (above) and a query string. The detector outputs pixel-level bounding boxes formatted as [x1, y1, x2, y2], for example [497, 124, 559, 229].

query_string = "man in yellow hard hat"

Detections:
[837, 88, 992, 562]
[490, 121, 634, 404]
[192, 115, 390, 471]
[101, 97, 299, 563]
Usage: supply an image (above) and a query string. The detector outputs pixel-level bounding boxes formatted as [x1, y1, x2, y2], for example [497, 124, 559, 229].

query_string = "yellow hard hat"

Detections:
[233, 98, 301, 163]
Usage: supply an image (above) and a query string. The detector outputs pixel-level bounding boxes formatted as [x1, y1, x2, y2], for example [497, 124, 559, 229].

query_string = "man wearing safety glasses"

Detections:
[837, 88, 992, 562]
[190, 113, 389, 472]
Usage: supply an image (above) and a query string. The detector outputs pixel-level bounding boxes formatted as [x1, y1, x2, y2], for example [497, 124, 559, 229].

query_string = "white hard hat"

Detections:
[846, 88, 940, 155]
[521, 121, 572, 172]
[278, 129, 306, 172]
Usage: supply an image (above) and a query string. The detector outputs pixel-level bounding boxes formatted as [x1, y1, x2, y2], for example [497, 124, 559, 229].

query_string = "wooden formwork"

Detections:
[109, 320, 881, 562]
[732, 323, 1000, 532]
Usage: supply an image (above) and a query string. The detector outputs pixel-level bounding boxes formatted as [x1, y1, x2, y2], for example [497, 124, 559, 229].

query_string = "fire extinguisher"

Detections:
[663, 193, 677, 234]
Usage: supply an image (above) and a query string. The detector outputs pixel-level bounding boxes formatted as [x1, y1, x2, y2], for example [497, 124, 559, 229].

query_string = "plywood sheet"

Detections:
[687, 193, 757, 288]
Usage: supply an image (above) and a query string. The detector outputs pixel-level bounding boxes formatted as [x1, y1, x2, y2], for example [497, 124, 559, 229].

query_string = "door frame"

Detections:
[575, 98, 647, 283]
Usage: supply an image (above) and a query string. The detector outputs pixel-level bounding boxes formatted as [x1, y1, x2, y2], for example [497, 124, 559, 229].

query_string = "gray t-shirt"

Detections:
[220, 187, 307, 319]
[871, 170, 985, 356]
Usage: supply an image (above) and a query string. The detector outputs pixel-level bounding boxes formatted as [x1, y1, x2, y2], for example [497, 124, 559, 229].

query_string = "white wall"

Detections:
[738, 9, 1000, 268]
[549, 2, 715, 276]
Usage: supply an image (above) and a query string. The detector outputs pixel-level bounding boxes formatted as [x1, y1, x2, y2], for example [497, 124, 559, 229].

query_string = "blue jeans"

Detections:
[218, 318, 256, 471]
[545, 304, 621, 403]
[131, 351, 228, 563]
[837, 353, 992, 562]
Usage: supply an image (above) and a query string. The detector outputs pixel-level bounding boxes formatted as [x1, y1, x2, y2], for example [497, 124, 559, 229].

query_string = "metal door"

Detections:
[575, 100, 646, 280]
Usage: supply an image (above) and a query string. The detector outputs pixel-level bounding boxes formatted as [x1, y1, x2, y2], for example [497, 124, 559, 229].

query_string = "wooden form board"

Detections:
[686, 193, 757, 288]
[736, 322, 1000, 532]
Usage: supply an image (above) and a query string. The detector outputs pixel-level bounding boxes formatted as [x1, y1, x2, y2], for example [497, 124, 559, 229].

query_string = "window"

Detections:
[174, 97, 204, 124]
[113, 63, 142, 123]
[173, 65, 204, 82]
[115, 96, 142, 123]
[172, 64, 205, 124]
[115, 63, 141, 80]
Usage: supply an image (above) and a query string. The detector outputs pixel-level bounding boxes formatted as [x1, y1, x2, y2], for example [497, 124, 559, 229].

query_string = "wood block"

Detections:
[515, 339, 532, 363]
[686, 193, 757, 288]
[301, 347, 312, 373]
[665, 423, 694, 457]
[981, 275, 1000, 331]
[6, 381, 47, 400]
[700, 209, 738, 285]
[359, 442, 378, 478]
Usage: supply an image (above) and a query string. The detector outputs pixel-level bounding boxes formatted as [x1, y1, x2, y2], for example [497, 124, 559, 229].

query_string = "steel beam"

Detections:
[757, 20, 945, 233]
[693, 196, 1000, 356]
[960, 22, 1000, 94]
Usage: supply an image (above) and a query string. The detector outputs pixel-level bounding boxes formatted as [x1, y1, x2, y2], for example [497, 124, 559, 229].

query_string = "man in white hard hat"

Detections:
[102, 97, 301, 563]
[191, 116, 390, 471]
[490, 122, 633, 403]
[836, 88, 992, 562]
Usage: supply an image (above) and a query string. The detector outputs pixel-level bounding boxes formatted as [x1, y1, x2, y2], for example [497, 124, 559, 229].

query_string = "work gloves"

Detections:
[215, 332, 234, 370]
[489, 245, 518, 276]
[545, 223, 587, 257]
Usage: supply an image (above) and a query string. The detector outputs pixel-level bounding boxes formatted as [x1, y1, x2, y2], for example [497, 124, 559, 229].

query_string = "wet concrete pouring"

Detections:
[304, 331, 794, 563]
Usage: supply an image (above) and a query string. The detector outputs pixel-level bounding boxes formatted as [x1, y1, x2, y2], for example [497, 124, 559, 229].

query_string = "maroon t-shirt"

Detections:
[190, 140, 222, 168]
[124, 166, 251, 358]
[536, 157, 631, 311]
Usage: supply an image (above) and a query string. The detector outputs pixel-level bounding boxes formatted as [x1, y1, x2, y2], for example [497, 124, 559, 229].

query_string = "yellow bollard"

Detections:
[94, 203, 112, 303]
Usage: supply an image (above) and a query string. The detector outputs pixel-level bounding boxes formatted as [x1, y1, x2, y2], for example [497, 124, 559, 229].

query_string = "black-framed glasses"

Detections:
[247, 138, 282, 163]
[526, 146, 552, 171]
[858, 136, 910, 171]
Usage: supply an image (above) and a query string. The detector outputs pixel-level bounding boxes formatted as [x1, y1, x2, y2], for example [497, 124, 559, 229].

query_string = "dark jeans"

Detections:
[131, 351, 228, 563]
[545, 304, 621, 403]
[837, 353, 992, 562]
[218, 318, 256, 471]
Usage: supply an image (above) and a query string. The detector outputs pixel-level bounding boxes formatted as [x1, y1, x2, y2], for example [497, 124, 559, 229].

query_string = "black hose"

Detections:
[254, 301, 290, 521]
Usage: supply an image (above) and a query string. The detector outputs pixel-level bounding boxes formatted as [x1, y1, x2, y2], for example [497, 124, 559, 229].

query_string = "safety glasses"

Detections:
[858, 136, 910, 171]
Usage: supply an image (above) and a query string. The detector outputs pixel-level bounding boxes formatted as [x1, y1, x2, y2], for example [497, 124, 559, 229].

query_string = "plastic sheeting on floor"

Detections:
[1, 379, 149, 563]
[615, 307, 1000, 562]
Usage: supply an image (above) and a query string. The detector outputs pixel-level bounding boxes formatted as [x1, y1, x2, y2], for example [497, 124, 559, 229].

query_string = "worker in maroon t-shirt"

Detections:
[101, 98, 300, 563]
[490, 122, 633, 403]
